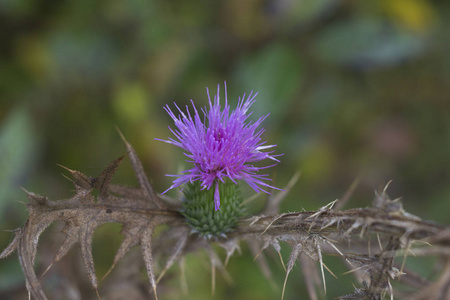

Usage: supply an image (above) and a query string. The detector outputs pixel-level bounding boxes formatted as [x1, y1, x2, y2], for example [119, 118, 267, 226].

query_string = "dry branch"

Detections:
[1, 138, 450, 300]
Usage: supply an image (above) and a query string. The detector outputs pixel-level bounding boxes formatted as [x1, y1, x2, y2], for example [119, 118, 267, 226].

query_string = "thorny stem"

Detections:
[3, 147, 450, 300]
[231, 209, 442, 240]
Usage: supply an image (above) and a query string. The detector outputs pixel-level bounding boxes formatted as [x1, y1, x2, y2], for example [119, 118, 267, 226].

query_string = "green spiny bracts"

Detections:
[182, 180, 244, 237]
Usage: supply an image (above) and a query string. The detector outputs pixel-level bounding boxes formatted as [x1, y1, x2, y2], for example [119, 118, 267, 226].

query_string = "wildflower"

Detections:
[157, 83, 281, 211]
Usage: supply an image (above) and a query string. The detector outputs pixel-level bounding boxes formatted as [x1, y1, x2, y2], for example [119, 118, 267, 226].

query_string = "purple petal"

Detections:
[214, 180, 220, 211]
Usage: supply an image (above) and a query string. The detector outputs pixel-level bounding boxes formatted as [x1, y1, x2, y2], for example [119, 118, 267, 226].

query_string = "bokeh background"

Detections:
[1, 0, 450, 299]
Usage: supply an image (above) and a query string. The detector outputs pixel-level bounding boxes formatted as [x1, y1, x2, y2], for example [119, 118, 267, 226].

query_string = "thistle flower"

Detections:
[157, 83, 281, 211]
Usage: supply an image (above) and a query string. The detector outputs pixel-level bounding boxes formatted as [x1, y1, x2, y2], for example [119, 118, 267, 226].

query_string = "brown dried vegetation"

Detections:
[2, 136, 450, 300]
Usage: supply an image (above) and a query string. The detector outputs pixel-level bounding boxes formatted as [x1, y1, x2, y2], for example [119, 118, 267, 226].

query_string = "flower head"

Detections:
[157, 83, 281, 210]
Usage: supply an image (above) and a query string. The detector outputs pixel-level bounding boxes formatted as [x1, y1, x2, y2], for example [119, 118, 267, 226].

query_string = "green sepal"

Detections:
[182, 180, 243, 238]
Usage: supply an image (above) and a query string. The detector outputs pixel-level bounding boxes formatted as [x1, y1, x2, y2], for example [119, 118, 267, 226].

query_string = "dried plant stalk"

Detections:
[1, 137, 450, 300]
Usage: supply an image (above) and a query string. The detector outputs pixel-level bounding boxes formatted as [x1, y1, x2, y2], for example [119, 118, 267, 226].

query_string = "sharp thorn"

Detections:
[40, 262, 55, 278]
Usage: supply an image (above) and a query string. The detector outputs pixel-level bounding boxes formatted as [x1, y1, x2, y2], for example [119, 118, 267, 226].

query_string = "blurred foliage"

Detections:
[1, 0, 450, 299]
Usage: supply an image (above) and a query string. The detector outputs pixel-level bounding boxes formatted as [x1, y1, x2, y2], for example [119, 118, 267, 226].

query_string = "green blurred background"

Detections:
[1, 0, 450, 299]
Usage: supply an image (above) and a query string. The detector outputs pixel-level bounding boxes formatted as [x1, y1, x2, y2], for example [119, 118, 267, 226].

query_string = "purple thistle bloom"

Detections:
[157, 83, 282, 211]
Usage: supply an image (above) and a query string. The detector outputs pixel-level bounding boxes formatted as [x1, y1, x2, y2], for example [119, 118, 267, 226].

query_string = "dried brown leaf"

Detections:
[140, 225, 158, 299]
[0, 137, 182, 299]
[0, 228, 21, 259]
[117, 128, 165, 209]
[80, 219, 101, 290]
